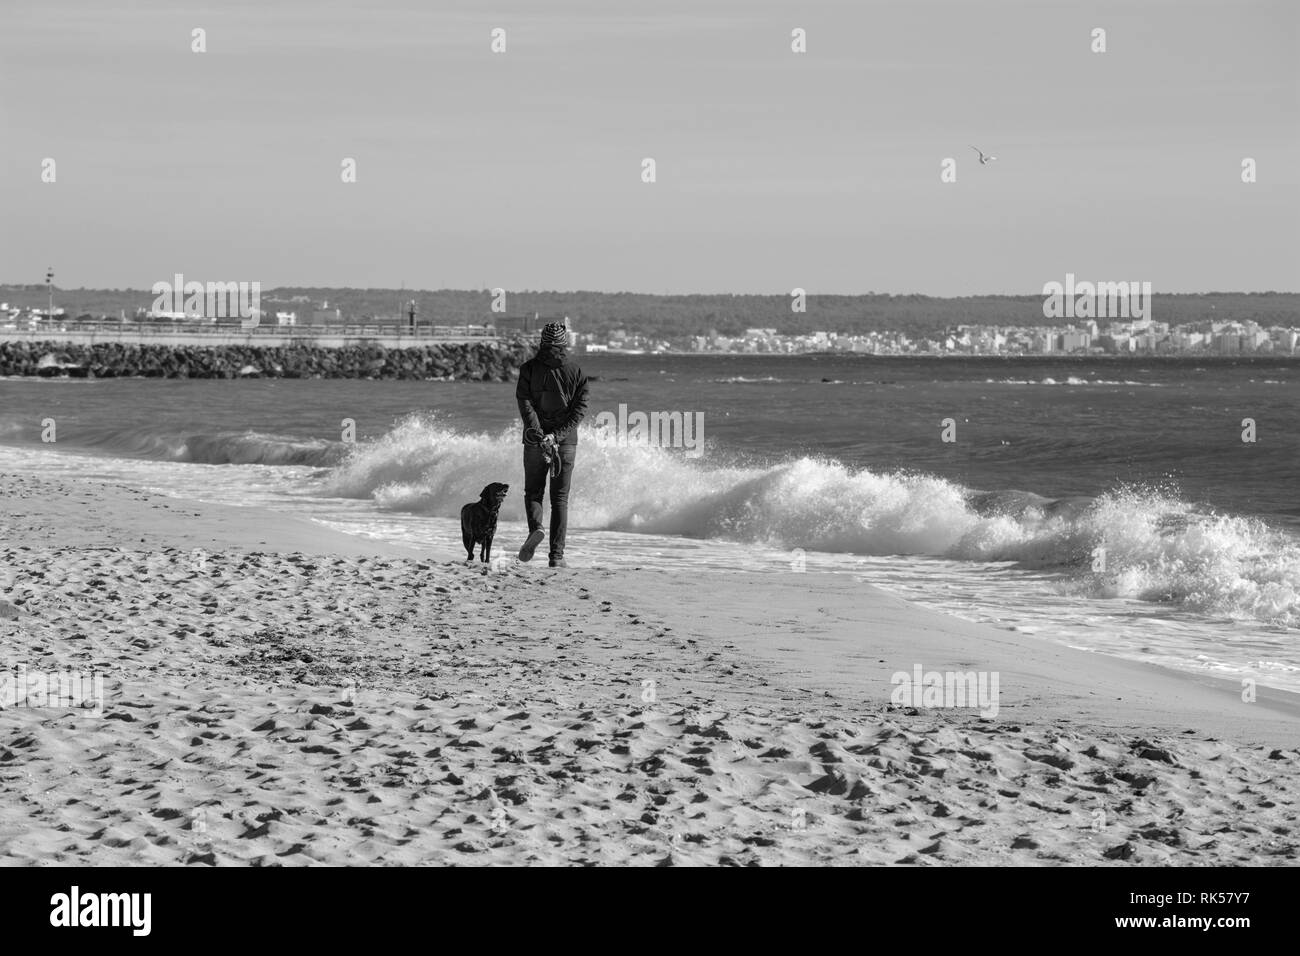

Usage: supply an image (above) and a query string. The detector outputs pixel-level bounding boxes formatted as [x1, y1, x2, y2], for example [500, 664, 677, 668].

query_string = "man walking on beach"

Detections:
[516, 322, 589, 568]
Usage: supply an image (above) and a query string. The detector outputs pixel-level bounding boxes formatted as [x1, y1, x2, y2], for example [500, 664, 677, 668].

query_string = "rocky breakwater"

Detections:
[0, 340, 533, 381]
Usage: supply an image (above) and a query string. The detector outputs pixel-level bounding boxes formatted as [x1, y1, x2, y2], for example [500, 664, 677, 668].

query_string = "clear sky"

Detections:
[1, 0, 1296, 295]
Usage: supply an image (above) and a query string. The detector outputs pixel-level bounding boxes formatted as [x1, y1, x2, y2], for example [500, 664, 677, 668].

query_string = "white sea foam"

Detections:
[320, 415, 1300, 626]
[984, 376, 1165, 387]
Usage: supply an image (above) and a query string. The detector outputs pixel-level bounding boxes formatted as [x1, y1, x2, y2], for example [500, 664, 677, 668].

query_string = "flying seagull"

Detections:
[970, 145, 997, 165]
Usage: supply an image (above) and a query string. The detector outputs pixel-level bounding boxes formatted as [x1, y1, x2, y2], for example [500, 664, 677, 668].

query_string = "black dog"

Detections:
[461, 482, 509, 562]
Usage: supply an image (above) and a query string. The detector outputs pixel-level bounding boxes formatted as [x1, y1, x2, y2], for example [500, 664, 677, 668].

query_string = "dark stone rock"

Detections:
[0, 340, 531, 382]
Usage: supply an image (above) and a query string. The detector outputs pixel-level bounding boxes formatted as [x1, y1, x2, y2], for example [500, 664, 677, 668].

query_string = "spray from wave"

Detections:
[319, 415, 1300, 625]
[72, 425, 346, 466]
[0, 410, 347, 466]
[985, 376, 1165, 387]
[711, 375, 855, 385]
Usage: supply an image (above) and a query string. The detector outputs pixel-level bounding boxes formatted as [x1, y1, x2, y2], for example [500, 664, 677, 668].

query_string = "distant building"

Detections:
[1214, 334, 1241, 354]
[308, 307, 341, 325]
[1060, 330, 1091, 352]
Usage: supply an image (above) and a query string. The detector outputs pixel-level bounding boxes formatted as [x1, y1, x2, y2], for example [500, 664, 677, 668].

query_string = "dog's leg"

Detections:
[483, 531, 493, 563]
[462, 519, 476, 562]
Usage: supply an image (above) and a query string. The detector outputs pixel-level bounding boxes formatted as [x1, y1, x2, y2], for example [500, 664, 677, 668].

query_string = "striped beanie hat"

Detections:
[539, 322, 568, 350]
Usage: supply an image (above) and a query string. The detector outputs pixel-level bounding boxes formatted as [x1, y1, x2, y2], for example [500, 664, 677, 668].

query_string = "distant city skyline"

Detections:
[2, 0, 1297, 294]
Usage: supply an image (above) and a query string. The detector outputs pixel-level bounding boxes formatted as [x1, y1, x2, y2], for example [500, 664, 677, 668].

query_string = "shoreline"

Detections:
[2, 470, 1296, 864]
[3, 469, 1296, 726]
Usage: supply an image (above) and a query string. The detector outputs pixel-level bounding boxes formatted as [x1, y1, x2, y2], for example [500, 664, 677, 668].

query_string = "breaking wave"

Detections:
[319, 415, 1300, 625]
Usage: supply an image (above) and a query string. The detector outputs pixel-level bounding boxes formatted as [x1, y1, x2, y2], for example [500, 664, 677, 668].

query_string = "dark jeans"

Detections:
[523, 442, 576, 559]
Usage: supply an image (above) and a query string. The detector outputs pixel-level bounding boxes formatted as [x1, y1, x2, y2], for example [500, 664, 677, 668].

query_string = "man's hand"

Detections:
[540, 433, 561, 476]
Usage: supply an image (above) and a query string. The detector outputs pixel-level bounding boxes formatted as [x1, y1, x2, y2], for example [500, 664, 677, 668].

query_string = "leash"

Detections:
[524, 427, 562, 478]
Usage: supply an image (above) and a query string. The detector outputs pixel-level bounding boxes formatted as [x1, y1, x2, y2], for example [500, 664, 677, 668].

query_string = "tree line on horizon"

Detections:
[3, 286, 1297, 341]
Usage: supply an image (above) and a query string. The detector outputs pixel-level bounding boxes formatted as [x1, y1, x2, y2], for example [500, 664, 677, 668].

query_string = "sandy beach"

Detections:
[1, 470, 1295, 866]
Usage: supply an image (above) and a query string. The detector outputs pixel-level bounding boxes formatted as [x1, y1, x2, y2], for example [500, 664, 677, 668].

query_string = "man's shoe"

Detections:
[548, 557, 567, 569]
[518, 530, 545, 562]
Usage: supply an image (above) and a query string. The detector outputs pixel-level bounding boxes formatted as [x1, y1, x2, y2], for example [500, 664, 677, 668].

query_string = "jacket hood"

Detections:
[536, 346, 568, 367]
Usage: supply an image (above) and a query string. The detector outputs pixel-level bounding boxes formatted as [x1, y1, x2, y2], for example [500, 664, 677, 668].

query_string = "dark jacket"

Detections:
[516, 349, 590, 445]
